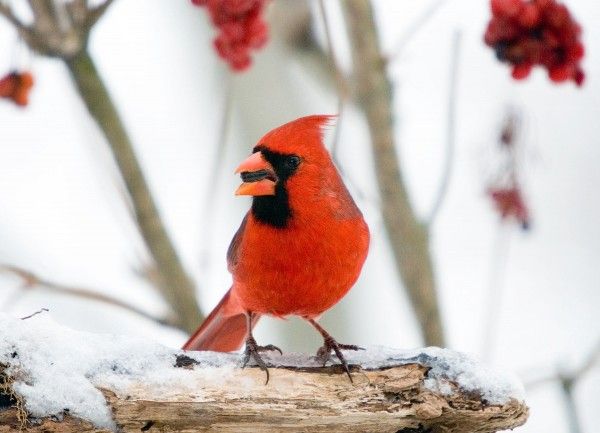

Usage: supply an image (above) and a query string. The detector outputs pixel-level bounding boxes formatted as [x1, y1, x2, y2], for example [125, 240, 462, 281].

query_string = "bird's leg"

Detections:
[306, 318, 363, 383]
[242, 312, 282, 384]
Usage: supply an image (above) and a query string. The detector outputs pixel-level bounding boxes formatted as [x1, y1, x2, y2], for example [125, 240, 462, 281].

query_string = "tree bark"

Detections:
[0, 362, 527, 433]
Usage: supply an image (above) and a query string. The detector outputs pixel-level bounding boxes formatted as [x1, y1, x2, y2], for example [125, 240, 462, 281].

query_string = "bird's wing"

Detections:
[227, 212, 249, 273]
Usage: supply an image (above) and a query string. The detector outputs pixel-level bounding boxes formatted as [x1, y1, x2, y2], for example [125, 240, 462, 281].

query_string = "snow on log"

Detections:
[0, 313, 528, 432]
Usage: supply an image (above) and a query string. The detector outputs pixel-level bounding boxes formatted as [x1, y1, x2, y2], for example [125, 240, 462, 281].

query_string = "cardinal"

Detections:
[183, 115, 370, 382]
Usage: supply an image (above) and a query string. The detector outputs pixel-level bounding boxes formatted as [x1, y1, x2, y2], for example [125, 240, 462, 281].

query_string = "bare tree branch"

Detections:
[557, 343, 599, 433]
[0, 2, 30, 34]
[428, 29, 461, 225]
[66, 0, 88, 27]
[317, 0, 348, 163]
[27, 0, 56, 31]
[341, 0, 445, 346]
[558, 374, 583, 433]
[12, 0, 83, 57]
[1, 0, 206, 336]
[519, 340, 599, 433]
[64, 51, 203, 332]
[199, 72, 233, 273]
[574, 340, 600, 379]
[313, 1, 376, 210]
[558, 339, 600, 433]
[85, 0, 115, 29]
[387, 0, 449, 63]
[0, 264, 180, 328]
[525, 339, 600, 390]
[480, 222, 512, 362]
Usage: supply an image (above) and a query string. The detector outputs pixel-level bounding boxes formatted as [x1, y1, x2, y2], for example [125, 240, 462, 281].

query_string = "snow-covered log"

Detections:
[0, 314, 528, 432]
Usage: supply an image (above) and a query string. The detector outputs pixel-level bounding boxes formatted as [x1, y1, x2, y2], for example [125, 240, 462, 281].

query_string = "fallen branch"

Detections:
[0, 314, 528, 433]
[0, 360, 529, 433]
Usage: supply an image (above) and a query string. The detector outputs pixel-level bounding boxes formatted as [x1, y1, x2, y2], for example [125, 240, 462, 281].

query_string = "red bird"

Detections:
[183, 115, 370, 382]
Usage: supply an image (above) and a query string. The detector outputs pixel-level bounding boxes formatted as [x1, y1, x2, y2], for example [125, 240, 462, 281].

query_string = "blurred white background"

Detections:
[0, 0, 598, 431]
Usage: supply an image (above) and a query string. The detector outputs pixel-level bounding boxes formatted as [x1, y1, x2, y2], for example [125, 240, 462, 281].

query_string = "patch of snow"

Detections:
[346, 346, 525, 404]
[0, 313, 524, 430]
[0, 313, 237, 429]
[258, 345, 525, 405]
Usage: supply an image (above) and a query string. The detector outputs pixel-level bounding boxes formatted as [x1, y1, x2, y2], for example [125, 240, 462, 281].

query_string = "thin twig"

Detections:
[480, 222, 512, 362]
[523, 341, 599, 433]
[86, 0, 115, 28]
[20, 308, 49, 320]
[317, 0, 347, 163]
[524, 339, 600, 390]
[559, 378, 582, 433]
[199, 72, 233, 272]
[387, 0, 449, 64]
[573, 339, 600, 379]
[341, 0, 445, 346]
[27, 0, 56, 30]
[428, 29, 461, 225]
[557, 339, 600, 433]
[0, 3, 29, 33]
[317, 0, 375, 208]
[19, 0, 82, 57]
[66, 0, 89, 26]
[1, 264, 181, 328]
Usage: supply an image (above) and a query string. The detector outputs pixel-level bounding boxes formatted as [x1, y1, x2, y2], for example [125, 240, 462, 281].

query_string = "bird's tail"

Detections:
[182, 289, 259, 352]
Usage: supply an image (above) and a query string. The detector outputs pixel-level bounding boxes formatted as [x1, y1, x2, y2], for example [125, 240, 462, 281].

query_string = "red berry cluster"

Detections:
[484, 0, 585, 86]
[0, 71, 34, 107]
[191, 0, 269, 72]
[487, 186, 530, 229]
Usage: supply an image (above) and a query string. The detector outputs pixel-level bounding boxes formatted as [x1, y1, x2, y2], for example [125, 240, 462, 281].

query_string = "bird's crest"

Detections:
[258, 115, 337, 155]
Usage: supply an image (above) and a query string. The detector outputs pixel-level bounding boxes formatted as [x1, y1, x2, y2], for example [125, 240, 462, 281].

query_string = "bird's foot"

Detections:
[242, 335, 282, 385]
[315, 336, 364, 383]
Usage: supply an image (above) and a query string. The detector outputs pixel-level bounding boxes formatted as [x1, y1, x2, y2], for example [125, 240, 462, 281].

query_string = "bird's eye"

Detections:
[286, 155, 301, 169]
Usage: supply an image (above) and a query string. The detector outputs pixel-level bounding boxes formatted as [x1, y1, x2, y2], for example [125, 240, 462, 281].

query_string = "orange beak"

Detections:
[234, 152, 277, 196]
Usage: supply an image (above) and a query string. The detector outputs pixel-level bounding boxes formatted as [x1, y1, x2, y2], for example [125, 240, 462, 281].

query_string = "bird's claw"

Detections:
[242, 336, 282, 385]
[315, 337, 363, 383]
[257, 344, 283, 356]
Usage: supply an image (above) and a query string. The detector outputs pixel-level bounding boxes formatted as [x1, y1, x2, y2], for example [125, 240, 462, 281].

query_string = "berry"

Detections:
[491, 0, 522, 17]
[487, 186, 530, 229]
[0, 71, 34, 107]
[518, 4, 541, 28]
[192, 0, 269, 72]
[548, 64, 572, 82]
[511, 63, 532, 80]
[484, 0, 585, 86]
[574, 68, 585, 86]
